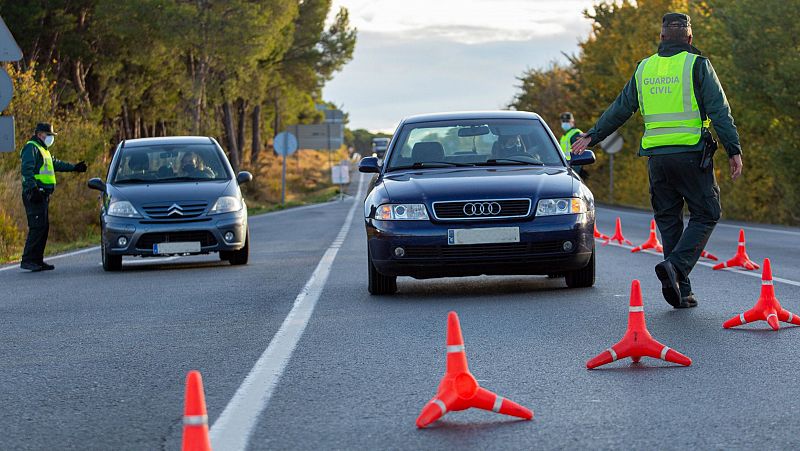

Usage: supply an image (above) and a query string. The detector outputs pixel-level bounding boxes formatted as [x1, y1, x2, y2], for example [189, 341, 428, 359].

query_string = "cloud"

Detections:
[323, 30, 586, 132]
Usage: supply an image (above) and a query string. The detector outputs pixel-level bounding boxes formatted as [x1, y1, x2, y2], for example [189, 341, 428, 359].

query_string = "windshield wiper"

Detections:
[113, 178, 154, 184]
[480, 158, 545, 166]
[389, 161, 473, 171]
[153, 176, 210, 183]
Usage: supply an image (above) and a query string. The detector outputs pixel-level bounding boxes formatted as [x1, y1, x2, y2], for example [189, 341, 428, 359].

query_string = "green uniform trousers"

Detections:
[648, 152, 721, 296]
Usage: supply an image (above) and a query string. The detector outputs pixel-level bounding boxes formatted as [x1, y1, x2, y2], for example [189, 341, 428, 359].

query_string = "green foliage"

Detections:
[0, 1, 358, 260]
[509, 0, 799, 225]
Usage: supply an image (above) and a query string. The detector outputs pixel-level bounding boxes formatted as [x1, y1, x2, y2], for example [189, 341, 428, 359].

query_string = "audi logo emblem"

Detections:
[462, 202, 502, 216]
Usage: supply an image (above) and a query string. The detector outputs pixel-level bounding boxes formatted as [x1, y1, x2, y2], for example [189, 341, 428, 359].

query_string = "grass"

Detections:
[0, 231, 100, 265]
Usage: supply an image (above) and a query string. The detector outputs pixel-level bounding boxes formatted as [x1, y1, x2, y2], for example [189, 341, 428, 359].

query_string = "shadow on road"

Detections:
[391, 276, 589, 299]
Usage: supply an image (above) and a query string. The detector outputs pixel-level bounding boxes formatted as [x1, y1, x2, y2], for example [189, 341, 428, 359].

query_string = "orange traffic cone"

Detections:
[586, 280, 692, 369]
[723, 258, 800, 331]
[712, 229, 759, 270]
[631, 219, 663, 253]
[416, 312, 533, 428]
[602, 217, 633, 247]
[182, 371, 212, 451]
[700, 249, 719, 261]
[594, 223, 610, 241]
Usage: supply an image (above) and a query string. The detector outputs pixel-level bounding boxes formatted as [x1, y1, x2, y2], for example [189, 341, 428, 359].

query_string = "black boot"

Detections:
[655, 260, 681, 308]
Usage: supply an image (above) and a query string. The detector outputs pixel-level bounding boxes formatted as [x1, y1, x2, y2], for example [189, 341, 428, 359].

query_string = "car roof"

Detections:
[400, 110, 543, 125]
[122, 136, 215, 148]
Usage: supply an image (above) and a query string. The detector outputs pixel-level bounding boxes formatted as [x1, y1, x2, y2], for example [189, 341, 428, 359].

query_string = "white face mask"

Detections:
[44, 135, 55, 147]
[561, 122, 572, 132]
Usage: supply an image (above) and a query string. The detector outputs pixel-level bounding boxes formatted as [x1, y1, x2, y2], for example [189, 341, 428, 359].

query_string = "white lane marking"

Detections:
[0, 246, 100, 272]
[597, 206, 800, 237]
[209, 174, 365, 451]
[597, 239, 800, 287]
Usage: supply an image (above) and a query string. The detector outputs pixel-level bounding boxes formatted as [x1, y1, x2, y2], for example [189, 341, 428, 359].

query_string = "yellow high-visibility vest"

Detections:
[25, 140, 56, 187]
[559, 128, 581, 161]
[635, 51, 703, 149]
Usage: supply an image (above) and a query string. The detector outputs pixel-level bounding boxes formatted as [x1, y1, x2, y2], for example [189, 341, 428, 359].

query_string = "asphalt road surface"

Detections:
[2, 175, 799, 450]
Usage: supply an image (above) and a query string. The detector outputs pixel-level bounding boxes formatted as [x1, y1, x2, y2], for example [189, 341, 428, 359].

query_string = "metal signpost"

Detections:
[599, 131, 623, 203]
[0, 16, 23, 152]
[274, 131, 298, 206]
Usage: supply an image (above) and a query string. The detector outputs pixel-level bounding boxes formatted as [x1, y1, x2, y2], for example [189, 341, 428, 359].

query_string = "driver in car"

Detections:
[494, 135, 525, 157]
[179, 152, 215, 179]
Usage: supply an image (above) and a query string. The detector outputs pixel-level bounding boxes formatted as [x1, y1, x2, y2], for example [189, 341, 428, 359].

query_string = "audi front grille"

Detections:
[432, 199, 531, 220]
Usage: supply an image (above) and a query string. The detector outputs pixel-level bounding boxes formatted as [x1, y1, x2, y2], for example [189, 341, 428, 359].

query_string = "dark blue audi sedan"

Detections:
[359, 111, 597, 294]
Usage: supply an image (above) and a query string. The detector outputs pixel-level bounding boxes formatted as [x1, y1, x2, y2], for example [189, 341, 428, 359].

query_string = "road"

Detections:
[2, 174, 799, 450]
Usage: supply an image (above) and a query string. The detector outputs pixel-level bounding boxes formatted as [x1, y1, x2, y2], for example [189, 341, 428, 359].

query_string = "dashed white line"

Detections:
[209, 173, 365, 451]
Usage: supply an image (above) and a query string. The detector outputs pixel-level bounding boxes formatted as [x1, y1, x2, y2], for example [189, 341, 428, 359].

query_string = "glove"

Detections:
[74, 161, 88, 173]
[29, 187, 46, 204]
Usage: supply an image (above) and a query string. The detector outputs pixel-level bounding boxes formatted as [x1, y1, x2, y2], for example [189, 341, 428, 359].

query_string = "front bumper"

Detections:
[102, 209, 248, 256]
[367, 213, 594, 278]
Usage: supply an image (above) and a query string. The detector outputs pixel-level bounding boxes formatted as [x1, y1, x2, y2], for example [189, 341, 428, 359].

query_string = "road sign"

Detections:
[286, 124, 344, 151]
[0, 16, 21, 153]
[0, 115, 14, 152]
[600, 131, 623, 154]
[274, 131, 298, 157]
[0, 17, 22, 61]
[331, 164, 350, 185]
[0, 67, 13, 111]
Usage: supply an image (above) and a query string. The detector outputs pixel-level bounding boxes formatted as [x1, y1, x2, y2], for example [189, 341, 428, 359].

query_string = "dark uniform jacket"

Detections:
[20, 136, 77, 194]
[585, 41, 742, 158]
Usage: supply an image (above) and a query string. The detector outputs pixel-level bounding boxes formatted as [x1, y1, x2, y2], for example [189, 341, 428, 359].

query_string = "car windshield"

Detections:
[386, 119, 563, 171]
[112, 144, 230, 184]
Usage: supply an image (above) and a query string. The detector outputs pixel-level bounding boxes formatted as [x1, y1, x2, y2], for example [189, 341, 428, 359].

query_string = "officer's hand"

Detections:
[74, 161, 88, 173]
[571, 134, 592, 155]
[729, 154, 743, 181]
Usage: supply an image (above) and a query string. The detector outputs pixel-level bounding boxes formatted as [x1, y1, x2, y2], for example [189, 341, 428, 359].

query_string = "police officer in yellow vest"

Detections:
[559, 112, 585, 177]
[20, 123, 87, 272]
[572, 13, 743, 309]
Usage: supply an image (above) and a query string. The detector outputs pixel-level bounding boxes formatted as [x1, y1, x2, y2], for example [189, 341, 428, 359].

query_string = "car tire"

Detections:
[228, 232, 249, 266]
[102, 240, 122, 272]
[368, 252, 397, 295]
[565, 247, 595, 288]
[219, 250, 232, 261]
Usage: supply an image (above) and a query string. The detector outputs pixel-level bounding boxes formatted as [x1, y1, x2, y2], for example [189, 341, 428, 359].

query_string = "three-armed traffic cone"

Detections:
[182, 370, 212, 451]
[602, 217, 633, 246]
[723, 258, 800, 331]
[631, 219, 663, 253]
[712, 229, 759, 270]
[594, 223, 610, 241]
[700, 249, 719, 261]
[416, 312, 533, 428]
[586, 280, 692, 369]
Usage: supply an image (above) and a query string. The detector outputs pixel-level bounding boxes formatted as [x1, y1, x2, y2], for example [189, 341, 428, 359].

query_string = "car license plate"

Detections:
[153, 242, 201, 254]
[448, 227, 520, 245]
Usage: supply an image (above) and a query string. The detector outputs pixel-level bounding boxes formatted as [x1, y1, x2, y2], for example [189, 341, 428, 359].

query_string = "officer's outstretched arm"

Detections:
[574, 72, 639, 154]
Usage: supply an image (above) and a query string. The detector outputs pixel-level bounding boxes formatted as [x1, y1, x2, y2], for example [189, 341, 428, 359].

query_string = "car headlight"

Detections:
[107, 200, 142, 218]
[375, 203, 429, 220]
[209, 196, 243, 215]
[536, 198, 586, 216]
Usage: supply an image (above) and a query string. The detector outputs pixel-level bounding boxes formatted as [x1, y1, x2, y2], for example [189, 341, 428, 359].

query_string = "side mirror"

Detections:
[358, 156, 381, 173]
[87, 177, 106, 192]
[570, 150, 596, 166]
[236, 171, 253, 184]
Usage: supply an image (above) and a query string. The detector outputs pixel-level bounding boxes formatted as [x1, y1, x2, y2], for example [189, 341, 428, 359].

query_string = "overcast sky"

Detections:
[323, 0, 597, 132]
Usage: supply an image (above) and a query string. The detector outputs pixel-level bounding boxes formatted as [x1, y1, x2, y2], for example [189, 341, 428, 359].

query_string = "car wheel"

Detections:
[565, 247, 595, 288]
[102, 240, 122, 272]
[219, 250, 232, 261]
[368, 251, 397, 295]
[228, 232, 249, 266]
